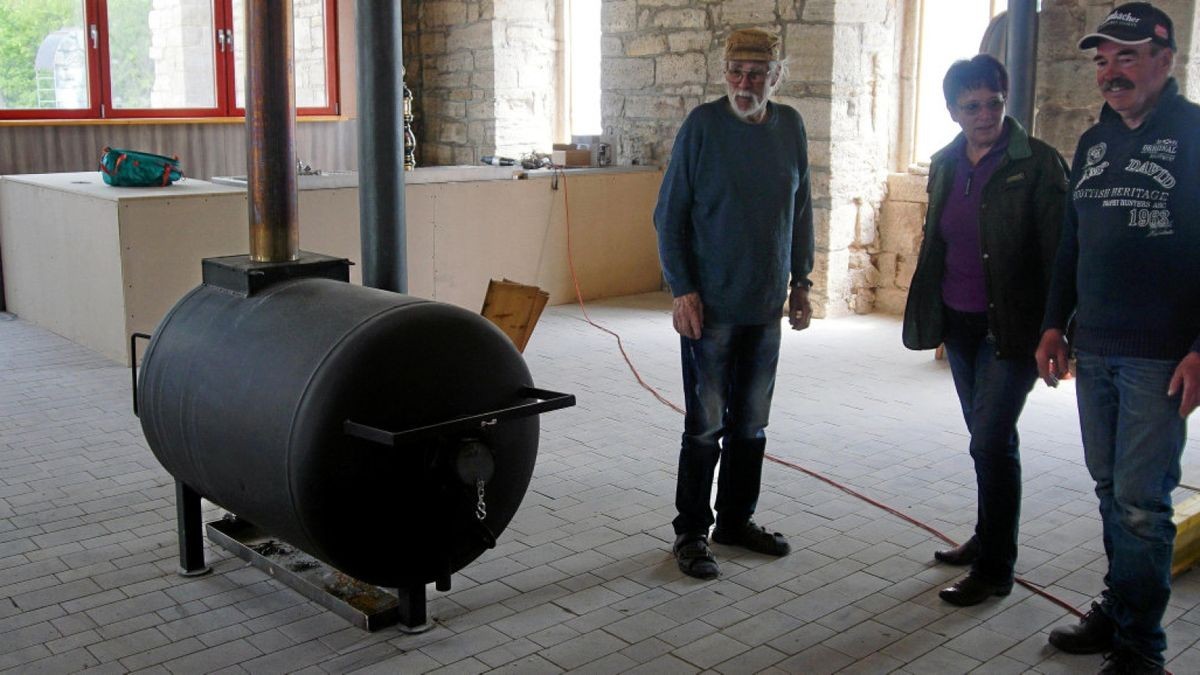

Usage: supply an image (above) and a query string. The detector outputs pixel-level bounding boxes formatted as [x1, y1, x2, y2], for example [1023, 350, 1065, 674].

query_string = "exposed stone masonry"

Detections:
[1035, 0, 1197, 161]
[402, 0, 557, 166]
[874, 171, 926, 315]
[600, 0, 901, 317]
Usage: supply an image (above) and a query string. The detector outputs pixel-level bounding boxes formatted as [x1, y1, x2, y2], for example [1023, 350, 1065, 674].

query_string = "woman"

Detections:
[903, 54, 1068, 607]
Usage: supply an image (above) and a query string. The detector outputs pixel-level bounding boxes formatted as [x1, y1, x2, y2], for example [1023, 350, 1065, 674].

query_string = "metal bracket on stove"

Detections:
[342, 386, 575, 446]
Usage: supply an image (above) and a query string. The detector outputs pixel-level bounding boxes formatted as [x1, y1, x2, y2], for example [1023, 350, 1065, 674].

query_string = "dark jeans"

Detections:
[673, 323, 781, 536]
[942, 309, 1036, 584]
[1076, 351, 1187, 666]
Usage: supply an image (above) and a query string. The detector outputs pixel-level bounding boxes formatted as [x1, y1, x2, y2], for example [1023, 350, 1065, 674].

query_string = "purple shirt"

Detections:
[939, 128, 1010, 312]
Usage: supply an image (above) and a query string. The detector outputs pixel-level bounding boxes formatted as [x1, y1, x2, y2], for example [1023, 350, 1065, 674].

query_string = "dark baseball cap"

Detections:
[1078, 3, 1176, 51]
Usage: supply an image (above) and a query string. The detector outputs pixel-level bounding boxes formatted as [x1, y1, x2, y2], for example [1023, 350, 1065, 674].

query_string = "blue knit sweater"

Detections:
[1043, 79, 1200, 359]
[653, 98, 814, 325]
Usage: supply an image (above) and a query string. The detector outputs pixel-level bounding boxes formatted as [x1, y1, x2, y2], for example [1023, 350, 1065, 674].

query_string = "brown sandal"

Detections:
[712, 521, 790, 556]
[673, 535, 719, 579]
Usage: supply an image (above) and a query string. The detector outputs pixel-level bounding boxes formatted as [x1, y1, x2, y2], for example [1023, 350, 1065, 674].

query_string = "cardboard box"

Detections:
[551, 149, 591, 167]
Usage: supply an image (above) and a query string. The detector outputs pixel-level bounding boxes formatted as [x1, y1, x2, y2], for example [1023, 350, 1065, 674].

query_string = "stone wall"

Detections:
[148, 0, 216, 108]
[1036, 0, 1198, 161]
[599, 0, 905, 317]
[403, 1, 496, 166]
[874, 172, 926, 315]
[493, 1, 558, 159]
[822, 1, 901, 316]
[402, 0, 557, 166]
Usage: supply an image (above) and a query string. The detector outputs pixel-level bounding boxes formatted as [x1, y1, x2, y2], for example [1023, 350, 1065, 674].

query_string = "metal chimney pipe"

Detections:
[356, 0, 408, 292]
[246, 0, 299, 262]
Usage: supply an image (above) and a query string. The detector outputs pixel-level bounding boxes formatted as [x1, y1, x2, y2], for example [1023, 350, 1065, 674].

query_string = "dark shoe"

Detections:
[938, 574, 1012, 606]
[673, 534, 719, 580]
[1048, 602, 1115, 654]
[1098, 650, 1165, 674]
[934, 536, 980, 566]
[711, 520, 790, 556]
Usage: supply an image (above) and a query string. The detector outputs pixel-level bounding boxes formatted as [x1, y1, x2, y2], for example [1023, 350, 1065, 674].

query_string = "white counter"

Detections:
[209, 164, 660, 189]
[1, 168, 664, 364]
[3, 172, 246, 199]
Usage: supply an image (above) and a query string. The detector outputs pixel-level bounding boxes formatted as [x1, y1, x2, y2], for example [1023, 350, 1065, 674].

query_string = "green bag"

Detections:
[99, 147, 183, 187]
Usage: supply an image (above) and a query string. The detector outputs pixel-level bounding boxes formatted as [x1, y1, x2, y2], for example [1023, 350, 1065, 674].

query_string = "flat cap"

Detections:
[724, 29, 779, 62]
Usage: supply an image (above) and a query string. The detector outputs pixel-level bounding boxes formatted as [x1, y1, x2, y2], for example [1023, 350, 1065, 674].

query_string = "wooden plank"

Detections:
[480, 279, 549, 352]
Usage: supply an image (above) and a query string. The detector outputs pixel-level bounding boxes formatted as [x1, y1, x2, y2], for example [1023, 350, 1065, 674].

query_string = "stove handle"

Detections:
[129, 332, 152, 417]
[343, 386, 575, 446]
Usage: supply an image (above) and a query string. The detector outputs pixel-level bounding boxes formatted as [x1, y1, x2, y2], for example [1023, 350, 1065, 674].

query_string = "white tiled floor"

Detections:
[1, 292, 1198, 674]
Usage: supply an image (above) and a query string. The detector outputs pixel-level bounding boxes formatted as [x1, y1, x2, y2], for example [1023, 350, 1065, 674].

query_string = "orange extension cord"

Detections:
[553, 167, 1084, 619]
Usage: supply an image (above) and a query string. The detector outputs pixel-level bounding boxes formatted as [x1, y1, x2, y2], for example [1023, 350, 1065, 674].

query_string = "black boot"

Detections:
[934, 535, 980, 566]
[1048, 602, 1115, 654]
[938, 573, 1012, 606]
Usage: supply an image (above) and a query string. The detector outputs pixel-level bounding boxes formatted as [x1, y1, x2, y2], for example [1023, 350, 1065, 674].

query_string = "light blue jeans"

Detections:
[1075, 351, 1187, 666]
[673, 323, 781, 536]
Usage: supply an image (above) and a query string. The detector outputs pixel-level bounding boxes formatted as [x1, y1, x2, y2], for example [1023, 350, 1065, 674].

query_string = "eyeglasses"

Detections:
[725, 66, 770, 83]
[957, 98, 1005, 116]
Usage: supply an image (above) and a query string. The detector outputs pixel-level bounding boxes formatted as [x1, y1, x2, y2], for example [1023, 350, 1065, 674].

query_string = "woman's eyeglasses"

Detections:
[957, 98, 1005, 116]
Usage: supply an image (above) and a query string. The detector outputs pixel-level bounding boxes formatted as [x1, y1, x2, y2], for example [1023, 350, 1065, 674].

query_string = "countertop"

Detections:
[1, 165, 662, 199]
[0, 172, 244, 201]
[209, 164, 660, 189]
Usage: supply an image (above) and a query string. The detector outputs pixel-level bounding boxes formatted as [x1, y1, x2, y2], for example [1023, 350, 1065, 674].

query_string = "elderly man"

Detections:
[1036, 4, 1200, 673]
[653, 28, 814, 580]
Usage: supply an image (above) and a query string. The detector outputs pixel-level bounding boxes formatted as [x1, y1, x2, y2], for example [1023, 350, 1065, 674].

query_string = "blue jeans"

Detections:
[673, 323, 781, 536]
[1076, 351, 1187, 666]
[942, 309, 1037, 585]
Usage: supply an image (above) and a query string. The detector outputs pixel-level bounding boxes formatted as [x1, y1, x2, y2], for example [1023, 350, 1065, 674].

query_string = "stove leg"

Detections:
[176, 481, 211, 577]
[395, 582, 433, 633]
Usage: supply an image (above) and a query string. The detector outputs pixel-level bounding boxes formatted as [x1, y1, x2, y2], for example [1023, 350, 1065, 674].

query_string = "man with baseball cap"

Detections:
[1037, 3, 1200, 672]
[653, 28, 814, 579]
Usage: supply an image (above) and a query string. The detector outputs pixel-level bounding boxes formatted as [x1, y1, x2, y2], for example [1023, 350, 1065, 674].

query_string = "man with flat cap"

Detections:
[1036, 4, 1200, 672]
[654, 28, 813, 579]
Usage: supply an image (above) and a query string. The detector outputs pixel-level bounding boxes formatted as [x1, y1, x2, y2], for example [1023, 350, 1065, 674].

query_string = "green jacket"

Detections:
[902, 117, 1068, 359]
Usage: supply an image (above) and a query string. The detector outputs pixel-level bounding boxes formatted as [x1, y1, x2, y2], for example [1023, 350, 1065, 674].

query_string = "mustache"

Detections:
[1102, 78, 1135, 92]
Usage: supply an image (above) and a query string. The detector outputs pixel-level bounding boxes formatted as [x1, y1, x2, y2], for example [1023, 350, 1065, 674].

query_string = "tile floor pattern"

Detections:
[1, 292, 1198, 674]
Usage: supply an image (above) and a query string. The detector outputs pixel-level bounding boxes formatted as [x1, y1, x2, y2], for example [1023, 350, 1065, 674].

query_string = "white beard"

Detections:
[726, 82, 772, 122]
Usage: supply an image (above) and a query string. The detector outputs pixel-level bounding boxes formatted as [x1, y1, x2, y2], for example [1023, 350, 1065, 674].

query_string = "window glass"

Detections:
[913, 0, 1005, 163]
[567, 0, 601, 136]
[232, 0, 329, 110]
[0, 0, 90, 110]
[109, 0, 216, 109]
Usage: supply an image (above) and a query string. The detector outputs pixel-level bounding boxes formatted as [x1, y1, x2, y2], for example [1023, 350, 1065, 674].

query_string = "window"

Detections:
[912, 0, 1007, 163]
[563, 0, 600, 138]
[0, 0, 338, 120]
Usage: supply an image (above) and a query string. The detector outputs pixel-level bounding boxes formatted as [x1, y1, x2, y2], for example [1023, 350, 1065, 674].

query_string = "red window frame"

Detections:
[0, 0, 103, 120]
[0, 0, 338, 121]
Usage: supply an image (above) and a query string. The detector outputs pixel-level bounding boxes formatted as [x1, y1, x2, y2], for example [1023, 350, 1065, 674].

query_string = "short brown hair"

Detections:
[942, 54, 1009, 108]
